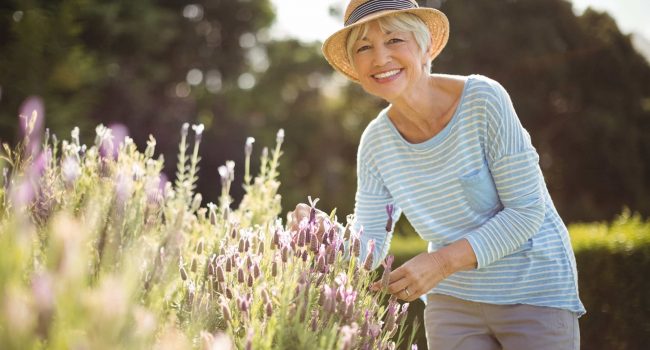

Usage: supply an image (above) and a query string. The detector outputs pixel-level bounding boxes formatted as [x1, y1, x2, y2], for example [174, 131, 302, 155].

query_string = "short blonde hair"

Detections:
[346, 13, 432, 71]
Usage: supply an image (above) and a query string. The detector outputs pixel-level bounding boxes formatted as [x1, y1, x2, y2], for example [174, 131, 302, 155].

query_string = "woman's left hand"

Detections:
[370, 252, 449, 302]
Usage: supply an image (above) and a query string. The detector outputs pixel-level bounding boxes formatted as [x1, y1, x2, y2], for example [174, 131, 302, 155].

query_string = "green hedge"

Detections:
[389, 210, 650, 349]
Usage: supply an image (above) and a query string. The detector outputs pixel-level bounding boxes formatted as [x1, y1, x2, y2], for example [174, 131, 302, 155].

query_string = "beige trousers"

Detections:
[424, 294, 580, 350]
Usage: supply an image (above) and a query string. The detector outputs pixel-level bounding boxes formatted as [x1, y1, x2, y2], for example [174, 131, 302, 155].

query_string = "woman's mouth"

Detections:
[372, 69, 403, 82]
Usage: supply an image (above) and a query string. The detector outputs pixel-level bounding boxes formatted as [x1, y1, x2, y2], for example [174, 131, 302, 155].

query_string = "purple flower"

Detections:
[19, 96, 44, 156]
[105, 123, 129, 159]
[216, 264, 225, 282]
[381, 255, 394, 289]
[363, 240, 375, 271]
[271, 258, 278, 277]
[339, 323, 358, 350]
[310, 310, 319, 331]
[265, 301, 273, 317]
[385, 204, 394, 232]
[237, 266, 245, 283]
[221, 302, 231, 322]
[307, 196, 319, 225]
[61, 156, 80, 187]
[385, 300, 399, 333]
[351, 235, 361, 258]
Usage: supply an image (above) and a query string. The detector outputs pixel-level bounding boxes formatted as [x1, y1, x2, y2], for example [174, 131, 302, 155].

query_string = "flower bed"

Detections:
[0, 114, 417, 349]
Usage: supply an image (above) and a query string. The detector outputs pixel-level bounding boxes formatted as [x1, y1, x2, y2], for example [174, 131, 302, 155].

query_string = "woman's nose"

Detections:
[372, 46, 391, 67]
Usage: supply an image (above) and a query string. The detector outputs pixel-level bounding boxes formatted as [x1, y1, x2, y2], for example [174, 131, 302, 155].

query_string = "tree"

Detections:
[0, 0, 275, 204]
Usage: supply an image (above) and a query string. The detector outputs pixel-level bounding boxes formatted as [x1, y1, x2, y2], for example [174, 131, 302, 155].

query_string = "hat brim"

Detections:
[322, 7, 449, 83]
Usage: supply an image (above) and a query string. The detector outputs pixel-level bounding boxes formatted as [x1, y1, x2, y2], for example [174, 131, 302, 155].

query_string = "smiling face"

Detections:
[348, 15, 432, 101]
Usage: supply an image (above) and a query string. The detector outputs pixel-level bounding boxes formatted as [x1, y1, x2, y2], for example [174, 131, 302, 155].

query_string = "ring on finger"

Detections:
[404, 287, 410, 297]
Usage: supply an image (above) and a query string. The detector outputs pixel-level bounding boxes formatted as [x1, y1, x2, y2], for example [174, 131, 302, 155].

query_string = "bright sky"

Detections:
[269, 0, 650, 42]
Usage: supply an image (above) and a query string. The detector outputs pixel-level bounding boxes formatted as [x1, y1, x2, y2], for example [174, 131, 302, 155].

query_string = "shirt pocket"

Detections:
[458, 163, 501, 214]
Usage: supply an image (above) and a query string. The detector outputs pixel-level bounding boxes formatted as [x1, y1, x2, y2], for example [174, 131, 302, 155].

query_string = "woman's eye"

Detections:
[356, 45, 370, 53]
[388, 38, 403, 44]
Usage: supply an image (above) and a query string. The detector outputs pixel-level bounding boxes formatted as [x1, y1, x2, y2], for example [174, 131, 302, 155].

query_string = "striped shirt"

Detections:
[353, 74, 585, 315]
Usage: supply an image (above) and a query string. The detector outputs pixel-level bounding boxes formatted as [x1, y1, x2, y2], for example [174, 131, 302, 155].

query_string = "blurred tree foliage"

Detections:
[0, 0, 275, 202]
[1, 0, 649, 223]
[434, 0, 650, 222]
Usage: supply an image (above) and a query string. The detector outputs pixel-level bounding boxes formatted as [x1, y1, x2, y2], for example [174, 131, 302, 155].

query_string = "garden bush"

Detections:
[0, 114, 418, 350]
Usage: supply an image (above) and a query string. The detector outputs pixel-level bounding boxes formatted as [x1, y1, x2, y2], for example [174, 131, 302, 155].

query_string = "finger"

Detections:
[386, 275, 410, 295]
[369, 281, 380, 292]
[387, 265, 408, 285]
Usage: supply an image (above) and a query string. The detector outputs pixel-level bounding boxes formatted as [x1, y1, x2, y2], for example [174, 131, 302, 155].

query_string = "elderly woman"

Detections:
[291, 0, 584, 349]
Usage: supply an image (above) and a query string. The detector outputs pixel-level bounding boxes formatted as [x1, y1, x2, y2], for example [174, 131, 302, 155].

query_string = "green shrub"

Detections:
[571, 210, 650, 350]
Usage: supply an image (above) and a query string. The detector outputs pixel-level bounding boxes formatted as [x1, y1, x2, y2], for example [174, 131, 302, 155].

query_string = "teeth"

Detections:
[373, 69, 400, 79]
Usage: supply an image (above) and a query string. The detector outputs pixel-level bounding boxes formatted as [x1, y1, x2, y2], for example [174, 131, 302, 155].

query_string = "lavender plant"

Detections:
[0, 113, 417, 350]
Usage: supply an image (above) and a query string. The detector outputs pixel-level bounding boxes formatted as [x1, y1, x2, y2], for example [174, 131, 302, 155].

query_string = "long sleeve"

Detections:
[464, 81, 546, 269]
[353, 133, 402, 269]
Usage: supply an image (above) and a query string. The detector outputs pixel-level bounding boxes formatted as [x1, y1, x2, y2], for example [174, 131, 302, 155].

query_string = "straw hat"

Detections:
[322, 0, 449, 82]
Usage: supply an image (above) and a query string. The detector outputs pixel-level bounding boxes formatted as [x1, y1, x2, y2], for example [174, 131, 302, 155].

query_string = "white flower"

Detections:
[276, 129, 285, 144]
[62, 157, 81, 185]
[192, 123, 205, 136]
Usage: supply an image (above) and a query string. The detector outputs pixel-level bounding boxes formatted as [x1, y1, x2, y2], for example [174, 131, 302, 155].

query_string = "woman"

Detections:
[291, 0, 584, 348]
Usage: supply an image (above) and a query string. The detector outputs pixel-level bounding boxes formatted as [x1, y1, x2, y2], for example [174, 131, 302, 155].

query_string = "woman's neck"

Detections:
[388, 74, 465, 143]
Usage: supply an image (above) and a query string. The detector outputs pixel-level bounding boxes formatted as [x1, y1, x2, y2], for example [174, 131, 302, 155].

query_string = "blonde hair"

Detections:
[346, 13, 432, 72]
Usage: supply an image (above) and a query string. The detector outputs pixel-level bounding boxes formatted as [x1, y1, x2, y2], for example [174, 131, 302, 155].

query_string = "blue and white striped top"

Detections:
[353, 74, 585, 315]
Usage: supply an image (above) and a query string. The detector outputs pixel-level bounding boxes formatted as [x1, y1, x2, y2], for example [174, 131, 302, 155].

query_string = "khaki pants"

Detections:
[424, 294, 580, 350]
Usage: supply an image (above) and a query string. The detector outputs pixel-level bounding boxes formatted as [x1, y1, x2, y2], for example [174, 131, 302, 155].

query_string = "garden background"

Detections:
[1, 0, 649, 349]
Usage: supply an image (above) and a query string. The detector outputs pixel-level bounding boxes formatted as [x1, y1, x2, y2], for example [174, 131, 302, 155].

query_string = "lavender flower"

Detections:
[216, 265, 225, 282]
[252, 262, 261, 279]
[363, 240, 375, 271]
[307, 196, 319, 226]
[309, 233, 319, 252]
[192, 123, 205, 143]
[237, 266, 245, 283]
[181, 123, 190, 138]
[385, 300, 399, 333]
[61, 156, 80, 187]
[191, 193, 202, 213]
[221, 302, 231, 322]
[265, 301, 273, 317]
[19, 96, 44, 156]
[225, 256, 232, 272]
[218, 165, 228, 188]
[208, 202, 218, 225]
[281, 245, 289, 263]
[245, 137, 255, 158]
[381, 255, 394, 290]
[271, 259, 278, 277]
[261, 288, 271, 304]
[339, 323, 358, 350]
[276, 129, 285, 144]
[396, 302, 410, 325]
[385, 204, 394, 232]
[310, 310, 319, 331]
[272, 228, 280, 248]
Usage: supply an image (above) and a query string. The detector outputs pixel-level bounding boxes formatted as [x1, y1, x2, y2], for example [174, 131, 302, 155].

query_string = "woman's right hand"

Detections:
[286, 203, 329, 237]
